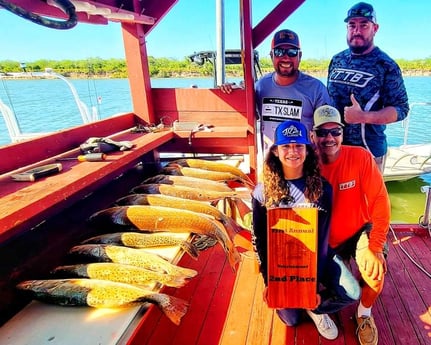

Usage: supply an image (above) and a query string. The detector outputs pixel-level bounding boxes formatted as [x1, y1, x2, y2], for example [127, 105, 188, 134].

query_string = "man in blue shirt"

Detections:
[327, 2, 409, 173]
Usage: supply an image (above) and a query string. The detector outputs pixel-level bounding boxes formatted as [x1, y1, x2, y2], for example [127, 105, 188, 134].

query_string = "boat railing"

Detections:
[402, 102, 431, 145]
[419, 186, 431, 237]
[0, 68, 99, 142]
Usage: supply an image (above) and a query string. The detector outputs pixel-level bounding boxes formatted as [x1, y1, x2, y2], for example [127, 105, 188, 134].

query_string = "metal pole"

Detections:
[216, 0, 225, 87]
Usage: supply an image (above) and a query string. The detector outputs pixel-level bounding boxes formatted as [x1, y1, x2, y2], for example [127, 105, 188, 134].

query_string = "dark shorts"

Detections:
[333, 222, 389, 260]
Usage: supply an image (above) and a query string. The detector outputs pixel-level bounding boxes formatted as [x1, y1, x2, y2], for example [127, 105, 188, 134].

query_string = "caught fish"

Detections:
[51, 262, 192, 288]
[167, 158, 255, 188]
[81, 232, 199, 259]
[115, 194, 244, 240]
[88, 206, 241, 271]
[16, 279, 188, 325]
[161, 166, 239, 183]
[68, 244, 198, 278]
[130, 183, 238, 202]
[142, 174, 234, 192]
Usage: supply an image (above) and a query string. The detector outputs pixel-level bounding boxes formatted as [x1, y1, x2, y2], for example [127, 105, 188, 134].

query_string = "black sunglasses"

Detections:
[314, 128, 343, 138]
[273, 47, 300, 58]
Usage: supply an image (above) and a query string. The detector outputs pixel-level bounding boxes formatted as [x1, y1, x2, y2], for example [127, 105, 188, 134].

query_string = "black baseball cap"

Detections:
[344, 2, 377, 23]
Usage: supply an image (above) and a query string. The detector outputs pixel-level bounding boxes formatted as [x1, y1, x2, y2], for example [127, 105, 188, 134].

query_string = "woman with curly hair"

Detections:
[252, 120, 359, 340]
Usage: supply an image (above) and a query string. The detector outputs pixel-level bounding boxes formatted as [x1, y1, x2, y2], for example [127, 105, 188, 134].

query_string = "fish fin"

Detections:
[175, 266, 198, 278]
[233, 229, 254, 252]
[228, 197, 252, 220]
[179, 241, 200, 260]
[160, 295, 189, 325]
[165, 275, 193, 288]
[227, 245, 241, 273]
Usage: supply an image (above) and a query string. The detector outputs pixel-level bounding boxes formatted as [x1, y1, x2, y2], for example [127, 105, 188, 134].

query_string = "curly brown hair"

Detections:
[263, 145, 323, 208]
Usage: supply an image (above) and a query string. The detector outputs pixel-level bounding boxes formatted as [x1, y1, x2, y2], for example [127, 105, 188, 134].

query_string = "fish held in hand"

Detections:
[51, 262, 192, 288]
[16, 279, 189, 325]
[81, 231, 199, 260]
[68, 244, 198, 278]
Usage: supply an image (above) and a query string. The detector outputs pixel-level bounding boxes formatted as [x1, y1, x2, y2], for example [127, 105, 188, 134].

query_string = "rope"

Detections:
[0, 0, 77, 29]
[389, 225, 431, 279]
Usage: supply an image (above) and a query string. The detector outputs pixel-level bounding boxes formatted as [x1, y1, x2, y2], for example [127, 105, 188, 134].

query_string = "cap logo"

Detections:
[319, 106, 338, 119]
[282, 124, 303, 139]
[278, 32, 295, 41]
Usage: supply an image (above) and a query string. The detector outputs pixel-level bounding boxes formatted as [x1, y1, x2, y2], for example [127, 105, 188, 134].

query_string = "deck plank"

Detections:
[127, 227, 431, 345]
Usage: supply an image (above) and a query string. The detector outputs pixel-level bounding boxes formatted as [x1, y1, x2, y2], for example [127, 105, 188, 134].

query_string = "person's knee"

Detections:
[276, 309, 301, 326]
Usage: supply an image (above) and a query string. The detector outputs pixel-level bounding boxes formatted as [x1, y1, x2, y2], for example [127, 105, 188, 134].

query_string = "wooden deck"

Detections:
[128, 226, 431, 345]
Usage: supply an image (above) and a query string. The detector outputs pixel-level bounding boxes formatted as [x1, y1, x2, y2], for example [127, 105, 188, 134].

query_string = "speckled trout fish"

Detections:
[16, 279, 189, 325]
[88, 205, 241, 272]
[51, 262, 192, 288]
[81, 231, 199, 259]
[67, 244, 198, 278]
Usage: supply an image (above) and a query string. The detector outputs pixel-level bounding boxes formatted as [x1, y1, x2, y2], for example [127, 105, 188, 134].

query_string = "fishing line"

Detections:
[389, 225, 431, 279]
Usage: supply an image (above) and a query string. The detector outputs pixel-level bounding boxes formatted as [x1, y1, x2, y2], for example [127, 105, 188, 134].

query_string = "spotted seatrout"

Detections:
[115, 194, 243, 240]
[130, 183, 238, 202]
[68, 244, 198, 278]
[81, 232, 199, 259]
[142, 174, 234, 192]
[51, 262, 192, 288]
[88, 206, 241, 271]
[16, 279, 189, 325]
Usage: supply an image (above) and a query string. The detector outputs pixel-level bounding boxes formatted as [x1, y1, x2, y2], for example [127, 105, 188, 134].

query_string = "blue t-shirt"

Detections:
[328, 47, 409, 157]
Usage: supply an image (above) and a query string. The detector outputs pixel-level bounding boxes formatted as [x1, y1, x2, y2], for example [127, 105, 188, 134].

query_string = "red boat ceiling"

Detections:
[0, 0, 178, 32]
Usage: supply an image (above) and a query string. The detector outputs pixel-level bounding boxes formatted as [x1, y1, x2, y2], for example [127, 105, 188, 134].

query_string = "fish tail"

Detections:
[179, 241, 200, 260]
[212, 221, 241, 273]
[152, 293, 189, 325]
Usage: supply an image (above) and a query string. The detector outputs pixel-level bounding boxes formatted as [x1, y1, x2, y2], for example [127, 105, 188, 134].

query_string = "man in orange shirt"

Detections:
[310, 105, 390, 345]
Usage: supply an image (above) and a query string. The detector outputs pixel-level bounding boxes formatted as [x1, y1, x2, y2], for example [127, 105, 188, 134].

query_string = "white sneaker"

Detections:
[306, 310, 338, 340]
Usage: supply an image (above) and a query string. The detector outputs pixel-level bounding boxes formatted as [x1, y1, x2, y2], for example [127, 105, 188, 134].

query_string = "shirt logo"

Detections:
[339, 180, 356, 190]
[329, 68, 375, 88]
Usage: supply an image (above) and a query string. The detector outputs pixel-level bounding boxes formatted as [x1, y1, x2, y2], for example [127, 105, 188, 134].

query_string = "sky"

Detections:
[1, 0, 431, 63]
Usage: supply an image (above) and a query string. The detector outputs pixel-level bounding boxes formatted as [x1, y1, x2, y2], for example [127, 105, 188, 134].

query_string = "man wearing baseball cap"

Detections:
[327, 2, 409, 173]
[220, 29, 331, 157]
[252, 120, 360, 340]
[311, 105, 391, 345]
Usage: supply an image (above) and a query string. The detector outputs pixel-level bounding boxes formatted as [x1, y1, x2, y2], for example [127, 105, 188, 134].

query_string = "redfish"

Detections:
[88, 206, 241, 272]
[115, 194, 244, 240]
[168, 158, 255, 187]
[130, 183, 238, 202]
[16, 279, 188, 325]
[68, 244, 198, 278]
[142, 174, 234, 192]
[51, 262, 192, 288]
[81, 232, 199, 259]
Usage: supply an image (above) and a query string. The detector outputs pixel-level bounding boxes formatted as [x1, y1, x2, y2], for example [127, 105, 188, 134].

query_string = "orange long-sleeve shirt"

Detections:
[319, 146, 390, 252]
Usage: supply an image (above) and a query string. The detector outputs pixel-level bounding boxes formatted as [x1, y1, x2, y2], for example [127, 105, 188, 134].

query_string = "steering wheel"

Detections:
[0, 0, 77, 29]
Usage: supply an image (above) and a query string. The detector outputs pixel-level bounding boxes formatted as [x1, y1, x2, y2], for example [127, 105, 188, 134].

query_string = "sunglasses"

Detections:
[273, 47, 300, 58]
[314, 128, 343, 138]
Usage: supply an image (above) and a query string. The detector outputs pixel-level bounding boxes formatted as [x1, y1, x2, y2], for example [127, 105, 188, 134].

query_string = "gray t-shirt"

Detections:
[255, 71, 331, 150]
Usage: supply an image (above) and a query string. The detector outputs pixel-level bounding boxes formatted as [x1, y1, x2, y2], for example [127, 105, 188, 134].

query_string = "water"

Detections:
[1, 76, 430, 223]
